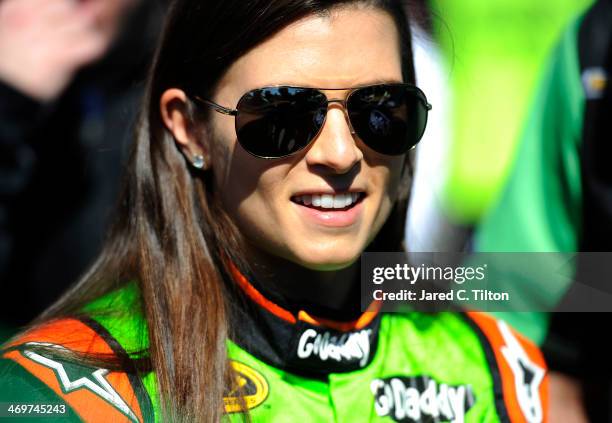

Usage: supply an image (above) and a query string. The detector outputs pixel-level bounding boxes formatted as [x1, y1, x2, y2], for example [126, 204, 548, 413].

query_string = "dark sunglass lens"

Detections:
[235, 87, 327, 158]
[347, 84, 428, 155]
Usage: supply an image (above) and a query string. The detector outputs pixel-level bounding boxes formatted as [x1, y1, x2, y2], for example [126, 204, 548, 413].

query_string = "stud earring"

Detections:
[192, 154, 206, 169]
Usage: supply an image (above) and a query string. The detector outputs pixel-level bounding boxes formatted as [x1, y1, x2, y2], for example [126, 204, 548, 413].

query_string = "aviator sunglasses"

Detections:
[191, 83, 431, 159]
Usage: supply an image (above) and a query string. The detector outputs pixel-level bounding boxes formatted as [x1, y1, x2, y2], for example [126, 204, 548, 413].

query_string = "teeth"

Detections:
[333, 194, 345, 208]
[321, 194, 334, 208]
[294, 193, 361, 209]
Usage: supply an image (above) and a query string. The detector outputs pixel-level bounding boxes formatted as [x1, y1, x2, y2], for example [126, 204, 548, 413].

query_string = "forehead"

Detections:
[216, 6, 403, 96]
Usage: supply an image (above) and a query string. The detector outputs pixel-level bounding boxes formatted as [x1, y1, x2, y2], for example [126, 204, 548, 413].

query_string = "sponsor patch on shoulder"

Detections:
[2, 318, 150, 423]
[19, 342, 139, 422]
[498, 320, 545, 423]
[466, 312, 548, 423]
[224, 361, 269, 413]
[370, 375, 476, 423]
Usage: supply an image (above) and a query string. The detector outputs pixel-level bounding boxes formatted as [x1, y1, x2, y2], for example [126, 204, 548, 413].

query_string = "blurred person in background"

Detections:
[408, 0, 591, 254]
[0, 0, 163, 338]
[476, 0, 612, 420]
[406, 0, 592, 258]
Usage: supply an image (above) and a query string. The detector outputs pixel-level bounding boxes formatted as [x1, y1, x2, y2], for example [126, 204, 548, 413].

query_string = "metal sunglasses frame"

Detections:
[190, 83, 432, 159]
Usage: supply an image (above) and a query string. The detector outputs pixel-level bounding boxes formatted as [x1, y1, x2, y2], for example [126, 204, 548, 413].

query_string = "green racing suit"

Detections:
[0, 272, 548, 422]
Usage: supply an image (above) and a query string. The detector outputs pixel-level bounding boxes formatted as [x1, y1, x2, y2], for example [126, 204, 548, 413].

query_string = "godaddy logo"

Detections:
[371, 375, 476, 423]
[296, 328, 372, 367]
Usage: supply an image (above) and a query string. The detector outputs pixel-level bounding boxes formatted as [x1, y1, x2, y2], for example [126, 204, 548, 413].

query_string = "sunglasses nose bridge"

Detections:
[325, 99, 356, 135]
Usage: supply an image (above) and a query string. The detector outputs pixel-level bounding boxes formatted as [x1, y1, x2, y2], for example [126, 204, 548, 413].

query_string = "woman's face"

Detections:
[208, 7, 405, 270]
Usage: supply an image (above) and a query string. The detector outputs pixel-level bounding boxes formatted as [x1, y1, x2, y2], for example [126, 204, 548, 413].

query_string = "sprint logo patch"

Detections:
[224, 361, 269, 413]
[371, 375, 476, 423]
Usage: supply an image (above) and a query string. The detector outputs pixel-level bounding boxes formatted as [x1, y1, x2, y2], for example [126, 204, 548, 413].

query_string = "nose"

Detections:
[304, 103, 363, 174]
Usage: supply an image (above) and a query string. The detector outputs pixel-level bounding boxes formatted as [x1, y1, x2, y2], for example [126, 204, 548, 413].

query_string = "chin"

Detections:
[290, 245, 362, 271]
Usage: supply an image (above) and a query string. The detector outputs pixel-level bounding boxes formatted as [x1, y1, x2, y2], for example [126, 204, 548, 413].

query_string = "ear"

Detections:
[160, 88, 211, 170]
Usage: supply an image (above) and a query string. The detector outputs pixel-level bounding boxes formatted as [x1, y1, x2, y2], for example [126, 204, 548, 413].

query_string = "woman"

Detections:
[0, 0, 548, 421]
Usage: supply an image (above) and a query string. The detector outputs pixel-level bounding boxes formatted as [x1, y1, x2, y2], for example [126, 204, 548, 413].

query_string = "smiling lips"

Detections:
[292, 192, 365, 210]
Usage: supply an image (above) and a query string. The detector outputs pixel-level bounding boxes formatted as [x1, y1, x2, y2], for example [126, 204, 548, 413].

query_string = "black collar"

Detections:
[227, 264, 382, 377]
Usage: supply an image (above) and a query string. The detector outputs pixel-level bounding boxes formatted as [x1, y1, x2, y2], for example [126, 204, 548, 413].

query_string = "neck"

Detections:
[243, 247, 363, 321]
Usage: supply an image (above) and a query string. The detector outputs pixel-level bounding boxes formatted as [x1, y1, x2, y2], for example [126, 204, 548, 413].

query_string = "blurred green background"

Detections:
[429, 0, 593, 223]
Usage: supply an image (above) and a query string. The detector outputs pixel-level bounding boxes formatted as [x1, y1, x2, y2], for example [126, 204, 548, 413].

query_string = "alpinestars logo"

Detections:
[296, 328, 372, 367]
[498, 320, 545, 423]
[22, 342, 139, 423]
[370, 375, 476, 423]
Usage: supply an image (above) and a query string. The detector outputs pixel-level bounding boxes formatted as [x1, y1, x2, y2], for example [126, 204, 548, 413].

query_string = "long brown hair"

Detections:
[27, 0, 417, 420]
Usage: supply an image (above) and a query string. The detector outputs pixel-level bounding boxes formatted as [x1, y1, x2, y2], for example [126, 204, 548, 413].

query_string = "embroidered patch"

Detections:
[370, 375, 476, 422]
[21, 342, 139, 422]
[224, 361, 269, 413]
[498, 321, 545, 423]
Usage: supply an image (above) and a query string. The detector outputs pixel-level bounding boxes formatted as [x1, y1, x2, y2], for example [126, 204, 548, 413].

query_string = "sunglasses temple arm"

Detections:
[192, 95, 238, 116]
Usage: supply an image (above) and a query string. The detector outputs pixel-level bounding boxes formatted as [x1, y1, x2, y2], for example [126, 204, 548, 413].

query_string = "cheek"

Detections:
[386, 156, 406, 200]
[222, 166, 291, 260]
[367, 156, 406, 234]
[370, 154, 405, 204]
[211, 129, 286, 240]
